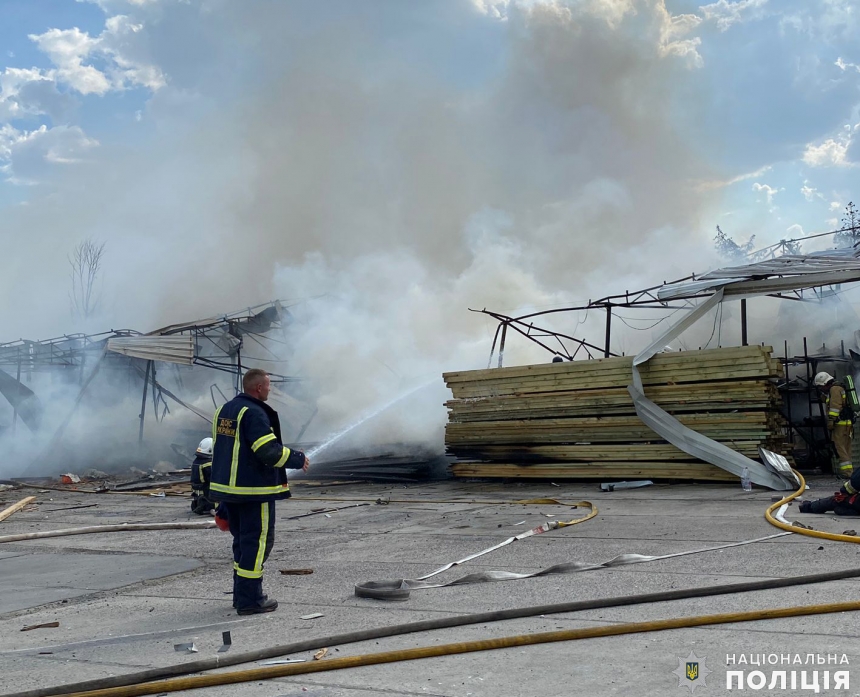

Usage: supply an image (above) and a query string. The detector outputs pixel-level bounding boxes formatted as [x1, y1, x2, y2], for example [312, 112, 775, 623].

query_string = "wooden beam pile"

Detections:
[444, 346, 786, 482]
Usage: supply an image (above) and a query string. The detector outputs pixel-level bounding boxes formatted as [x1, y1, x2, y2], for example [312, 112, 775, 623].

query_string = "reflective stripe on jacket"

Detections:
[209, 393, 305, 503]
[827, 385, 853, 426]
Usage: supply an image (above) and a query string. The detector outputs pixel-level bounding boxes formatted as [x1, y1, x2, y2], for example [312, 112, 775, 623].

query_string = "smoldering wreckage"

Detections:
[6, 250, 860, 695]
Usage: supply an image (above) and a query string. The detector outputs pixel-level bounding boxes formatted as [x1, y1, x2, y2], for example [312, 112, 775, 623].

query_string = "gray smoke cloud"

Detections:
[0, 0, 729, 474]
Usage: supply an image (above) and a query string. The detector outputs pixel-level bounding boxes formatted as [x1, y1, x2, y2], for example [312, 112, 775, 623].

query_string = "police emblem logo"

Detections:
[216, 418, 237, 437]
[673, 651, 711, 694]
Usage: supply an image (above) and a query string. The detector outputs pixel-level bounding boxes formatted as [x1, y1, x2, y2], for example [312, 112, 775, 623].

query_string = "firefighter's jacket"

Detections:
[836, 468, 860, 509]
[209, 393, 305, 503]
[826, 384, 853, 428]
[190, 454, 212, 494]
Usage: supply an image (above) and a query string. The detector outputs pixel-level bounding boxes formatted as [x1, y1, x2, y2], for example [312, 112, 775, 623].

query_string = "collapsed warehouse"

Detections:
[445, 249, 860, 490]
[0, 301, 305, 474]
[4, 250, 860, 492]
[0, 300, 446, 483]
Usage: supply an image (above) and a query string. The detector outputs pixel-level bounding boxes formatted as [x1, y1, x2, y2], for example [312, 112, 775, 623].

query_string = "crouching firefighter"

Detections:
[813, 372, 856, 478]
[209, 369, 310, 615]
[190, 437, 215, 515]
[800, 467, 860, 515]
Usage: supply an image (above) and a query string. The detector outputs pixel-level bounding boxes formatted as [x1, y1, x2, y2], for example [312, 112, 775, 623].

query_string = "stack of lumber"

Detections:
[444, 346, 787, 482]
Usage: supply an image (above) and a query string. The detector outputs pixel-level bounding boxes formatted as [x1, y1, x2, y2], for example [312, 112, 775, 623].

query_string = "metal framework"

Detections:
[0, 299, 306, 441]
[478, 244, 860, 366]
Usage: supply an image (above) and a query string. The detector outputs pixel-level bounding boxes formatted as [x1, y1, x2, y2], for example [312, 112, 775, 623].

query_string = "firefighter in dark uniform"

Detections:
[209, 368, 309, 615]
[190, 437, 215, 515]
[800, 467, 860, 515]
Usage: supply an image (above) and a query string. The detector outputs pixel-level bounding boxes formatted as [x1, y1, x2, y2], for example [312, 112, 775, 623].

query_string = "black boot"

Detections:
[234, 577, 275, 615]
[237, 598, 279, 615]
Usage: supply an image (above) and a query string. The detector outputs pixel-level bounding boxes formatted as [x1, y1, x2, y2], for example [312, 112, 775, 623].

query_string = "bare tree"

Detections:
[714, 225, 755, 262]
[835, 201, 860, 248]
[69, 239, 106, 319]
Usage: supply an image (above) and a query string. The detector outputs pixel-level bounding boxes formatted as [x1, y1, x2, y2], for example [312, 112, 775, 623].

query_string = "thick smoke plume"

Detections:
[0, 1, 728, 475]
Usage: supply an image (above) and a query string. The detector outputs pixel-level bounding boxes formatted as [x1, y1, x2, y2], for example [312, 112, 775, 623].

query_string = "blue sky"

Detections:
[0, 0, 859, 339]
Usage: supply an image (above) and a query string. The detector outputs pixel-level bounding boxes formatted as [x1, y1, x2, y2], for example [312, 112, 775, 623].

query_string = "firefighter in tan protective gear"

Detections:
[814, 372, 854, 478]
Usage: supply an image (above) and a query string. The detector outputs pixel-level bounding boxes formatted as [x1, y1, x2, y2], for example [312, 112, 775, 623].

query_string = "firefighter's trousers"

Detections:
[831, 423, 853, 475]
[803, 495, 860, 516]
[225, 500, 276, 609]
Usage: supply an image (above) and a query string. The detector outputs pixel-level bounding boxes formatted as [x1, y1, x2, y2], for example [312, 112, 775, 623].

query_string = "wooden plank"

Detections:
[448, 368, 780, 398]
[448, 442, 766, 461]
[443, 346, 774, 383]
[0, 496, 36, 523]
[446, 380, 780, 421]
[449, 462, 739, 481]
[446, 357, 776, 387]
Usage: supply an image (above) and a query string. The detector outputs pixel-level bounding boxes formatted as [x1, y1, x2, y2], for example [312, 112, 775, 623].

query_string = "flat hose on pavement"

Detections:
[22, 599, 860, 697]
[10, 566, 860, 697]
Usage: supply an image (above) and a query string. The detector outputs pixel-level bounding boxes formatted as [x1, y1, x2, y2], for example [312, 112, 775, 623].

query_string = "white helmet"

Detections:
[814, 372, 835, 387]
[196, 437, 213, 456]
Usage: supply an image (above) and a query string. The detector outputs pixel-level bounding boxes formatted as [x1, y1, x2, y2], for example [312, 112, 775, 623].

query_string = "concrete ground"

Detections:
[1, 475, 860, 697]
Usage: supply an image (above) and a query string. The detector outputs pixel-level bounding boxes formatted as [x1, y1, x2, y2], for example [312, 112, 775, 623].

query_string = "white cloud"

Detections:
[752, 181, 780, 203]
[700, 0, 768, 31]
[698, 163, 771, 191]
[657, 8, 704, 68]
[802, 123, 858, 167]
[0, 67, 78, 122]
[835, 57, 860, 74]
[28, 15, 165, 96]
[800, 182, 825, 202]
[0, 124, 98, 184]
[786, 223, 804, 236]
[472, 0, 511, 20]
[29, 28, 111, 96]
[831, 201, 842, 211]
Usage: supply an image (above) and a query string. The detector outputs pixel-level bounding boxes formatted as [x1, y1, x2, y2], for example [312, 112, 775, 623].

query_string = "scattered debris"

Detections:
[0, 484, 16, 492]
[279, 569, 314, 575]
[258, 658, 305, 666]
[60, 474, 80, 484]
[300, 613, 324, 620]
[600, 481, 653, 492]
[793, 521, 814, 530]
[173, 643, 198, 653]
[842, 530, 858, 536]
[39, 503, 98, 513]
[218, 631, 232, 653]
[82, 469, 109, 479]
[21, 621, 59, 632]
[0, 496, 37, 523]
[513, 521, 526, 526]
[313, 648, 329, 660]
[149, 491, 166, 498]
[550, 482, 560, 487]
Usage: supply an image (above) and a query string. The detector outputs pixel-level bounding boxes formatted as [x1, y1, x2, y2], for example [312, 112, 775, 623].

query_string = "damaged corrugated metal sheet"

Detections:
[106, 336, 194, 365]
[629, 286, 797, 491]
[659, 253, 860, 301]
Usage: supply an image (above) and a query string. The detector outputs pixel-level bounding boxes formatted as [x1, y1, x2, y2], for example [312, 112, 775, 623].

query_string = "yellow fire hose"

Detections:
[49, 599, 860, 697]
[18, 483, 860, 697]
[765, 470, 860, 544]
